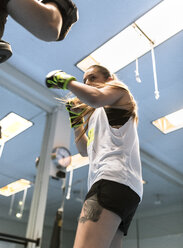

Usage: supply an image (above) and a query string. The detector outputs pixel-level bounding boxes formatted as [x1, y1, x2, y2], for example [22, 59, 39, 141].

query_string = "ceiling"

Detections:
[0, 0, 183, 238]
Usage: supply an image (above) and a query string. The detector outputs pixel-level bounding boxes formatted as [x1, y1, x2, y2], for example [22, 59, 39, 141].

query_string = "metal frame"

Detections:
[0, 232, 40, 247]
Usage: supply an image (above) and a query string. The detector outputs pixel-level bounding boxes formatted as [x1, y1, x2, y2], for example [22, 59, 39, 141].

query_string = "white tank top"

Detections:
[87, 107, 143, 200]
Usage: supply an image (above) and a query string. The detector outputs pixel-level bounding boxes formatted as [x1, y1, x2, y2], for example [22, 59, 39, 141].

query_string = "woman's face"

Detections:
[83, 67, 108, 86]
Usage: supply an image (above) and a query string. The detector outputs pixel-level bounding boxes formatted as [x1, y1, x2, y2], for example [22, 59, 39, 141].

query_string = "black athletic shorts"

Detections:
[85, 179, 140, 236]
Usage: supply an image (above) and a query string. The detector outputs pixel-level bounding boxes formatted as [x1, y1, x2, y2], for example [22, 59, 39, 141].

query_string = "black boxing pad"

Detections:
[0, 40, 12, 63]
[42, 0, 78, 40]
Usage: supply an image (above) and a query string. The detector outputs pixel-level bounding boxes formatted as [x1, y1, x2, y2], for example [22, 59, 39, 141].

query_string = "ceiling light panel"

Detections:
[0, 112, 33, 143]
[77, 0, 183, 73]
[136, 0, 183, 47]
[0, 179, 32, 197]
[152, 109, 183, 134]
[89, 25, 150, 73]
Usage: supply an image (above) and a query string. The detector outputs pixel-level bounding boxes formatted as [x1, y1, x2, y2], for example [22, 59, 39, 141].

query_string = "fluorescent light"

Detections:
[136, 0, 183, 47]
[166, 109, 183, 126]
[77, 56, 101, 72]
[0, 112, 33, 143]
[77, 24, 150, 73]
[0, 179, 32, 197]
[77, 0, 183, 73]
[90, 25, 150, 73]
[67, 153, 89, 171]
[152, 109, 183, 134]
[16, 213, 22, 218]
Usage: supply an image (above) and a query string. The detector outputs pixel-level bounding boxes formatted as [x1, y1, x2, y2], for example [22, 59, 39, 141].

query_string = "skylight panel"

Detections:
[0, 179, 32, 197]
[152, 109, 183, 134]
[77, 0, 183, 73]
[0, 112, 33, 143]
[136, 0, 183, 47]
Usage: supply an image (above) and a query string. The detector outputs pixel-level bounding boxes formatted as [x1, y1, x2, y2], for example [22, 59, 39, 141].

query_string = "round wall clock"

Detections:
[52, 147, 71, 168]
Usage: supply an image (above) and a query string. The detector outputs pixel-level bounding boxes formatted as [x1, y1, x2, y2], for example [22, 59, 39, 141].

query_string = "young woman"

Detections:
[46, 65, 143, 248]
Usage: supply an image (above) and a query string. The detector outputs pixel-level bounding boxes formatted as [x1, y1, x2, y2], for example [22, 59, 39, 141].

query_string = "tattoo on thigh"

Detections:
[79, 194, 103, 223]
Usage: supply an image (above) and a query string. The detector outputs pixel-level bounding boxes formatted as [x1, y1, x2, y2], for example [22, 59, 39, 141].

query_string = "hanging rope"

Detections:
[0, 125, 5, 158]
[9, 194, 15, 216]
[151, 45, 160, 99]
[19, 188, 27, 217]
[0, 140, 5, 158]
[135, 58, 141, 83]
[66, 169, 73, 200]
[132, 22, 160, 99]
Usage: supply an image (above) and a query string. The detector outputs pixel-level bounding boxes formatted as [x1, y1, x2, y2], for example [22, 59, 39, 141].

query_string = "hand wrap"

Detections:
[65, 101, 84, 128]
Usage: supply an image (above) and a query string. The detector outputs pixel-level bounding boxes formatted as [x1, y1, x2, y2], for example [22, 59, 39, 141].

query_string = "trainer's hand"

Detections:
[45, 70, 76, 89]
[65, 101, 84, 128]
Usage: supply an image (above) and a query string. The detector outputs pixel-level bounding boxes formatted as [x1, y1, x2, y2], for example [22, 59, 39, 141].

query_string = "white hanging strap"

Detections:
[20, 188, 27, 216]
[0, 125, 5, 158]
[0, 140, 5, 158]
[60, 178, 66, 211]
[66, 169, 73, 200]
[135, 58, 141, 83]
[151, 45, 160, 100]
[9, 194, 15, 215]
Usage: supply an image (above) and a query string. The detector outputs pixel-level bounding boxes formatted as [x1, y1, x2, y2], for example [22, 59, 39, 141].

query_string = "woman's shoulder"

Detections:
[105, 80, 129, 91]
[104, 81, 132, 110]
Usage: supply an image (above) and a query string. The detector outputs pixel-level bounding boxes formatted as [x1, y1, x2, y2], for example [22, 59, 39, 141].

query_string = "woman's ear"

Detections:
[107, 76, 113, 82]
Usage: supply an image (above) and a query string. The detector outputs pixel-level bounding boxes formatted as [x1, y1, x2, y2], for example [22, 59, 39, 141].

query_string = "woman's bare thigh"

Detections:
[73, 194, 122, 248]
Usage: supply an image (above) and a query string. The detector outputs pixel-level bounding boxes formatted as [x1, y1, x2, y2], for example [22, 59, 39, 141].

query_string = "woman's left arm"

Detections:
[67, 80, 125, 108]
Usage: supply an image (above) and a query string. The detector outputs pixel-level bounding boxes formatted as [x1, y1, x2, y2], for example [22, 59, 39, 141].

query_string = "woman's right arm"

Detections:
[74, 126, 88, 157]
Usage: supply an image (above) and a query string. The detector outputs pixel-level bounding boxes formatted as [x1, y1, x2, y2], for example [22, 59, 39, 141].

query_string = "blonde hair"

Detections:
[63, 65, 138, 142]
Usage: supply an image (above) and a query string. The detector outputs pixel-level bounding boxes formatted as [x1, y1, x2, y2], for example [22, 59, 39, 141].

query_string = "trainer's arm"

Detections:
[74, 126, 88, 157]
[7, 0, 62, 41]
[67, 81, 125, 108]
